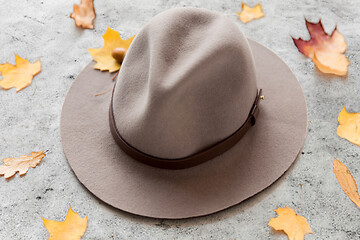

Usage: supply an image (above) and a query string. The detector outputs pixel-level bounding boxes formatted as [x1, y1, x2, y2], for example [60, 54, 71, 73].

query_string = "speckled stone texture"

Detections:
[0, 0, 359, 239]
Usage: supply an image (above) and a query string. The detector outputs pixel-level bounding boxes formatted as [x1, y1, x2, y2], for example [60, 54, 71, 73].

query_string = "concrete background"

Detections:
[0, 0, 359, 239]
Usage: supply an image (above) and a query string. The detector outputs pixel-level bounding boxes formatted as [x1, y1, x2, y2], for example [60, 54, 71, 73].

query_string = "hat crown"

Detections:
[112, 7, 257, 159]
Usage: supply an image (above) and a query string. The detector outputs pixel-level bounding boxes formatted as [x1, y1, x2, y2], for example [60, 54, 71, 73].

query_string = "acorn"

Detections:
[111, 48, 127, 63]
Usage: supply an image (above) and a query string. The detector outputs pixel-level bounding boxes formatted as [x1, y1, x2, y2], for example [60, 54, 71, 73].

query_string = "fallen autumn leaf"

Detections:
[268, 206, 312, 240]
[292, 19, 349, 76]
[88, 27, 135, 72]
[337, 106, 360, 146]
[42, 206, 87, 240]
[0, 55, 41, 92]
[236, 3, 264, 23]
[333, 158, 360, 208]
[70, 0, 96, 29]
[0, 151, 46, 179]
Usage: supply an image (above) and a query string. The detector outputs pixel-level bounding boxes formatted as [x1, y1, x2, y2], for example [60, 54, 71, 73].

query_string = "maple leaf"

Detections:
[268, 206, 312, 240]
[333, 158, 360, 208]
[236, 3, 264, 23]
[42, 206, 87, 240]
[337, 106, 360, 146]
[70, 0, 96, 29]
[0, 55, 41, 92]
[88, 27, 135, 72]
[292, 19, 349, 76]
[0, 151, 46, 179]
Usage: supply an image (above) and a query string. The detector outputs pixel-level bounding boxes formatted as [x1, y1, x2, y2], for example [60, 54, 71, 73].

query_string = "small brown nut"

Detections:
[111, 48, 127, 63]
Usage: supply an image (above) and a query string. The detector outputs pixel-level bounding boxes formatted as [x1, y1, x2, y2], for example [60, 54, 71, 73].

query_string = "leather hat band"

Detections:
[109, 88, 262, 169]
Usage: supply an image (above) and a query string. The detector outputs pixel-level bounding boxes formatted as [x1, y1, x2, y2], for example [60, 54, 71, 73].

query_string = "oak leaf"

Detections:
[88, 27, 135, 72]
[236, 3, 264, 23]
[0, 151, 46, 179]
[42, 206, 87, 240]
[292, 20, 349, 76]
[0, 55, 41, 92]
[70, 0, 96, 29]
[268, 206, 312, 240]
[333, 158, 360, 208]
[337, 106, 360, 146]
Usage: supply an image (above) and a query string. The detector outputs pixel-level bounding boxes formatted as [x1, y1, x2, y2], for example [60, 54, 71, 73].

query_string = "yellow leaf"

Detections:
[70, 0, 96, 29]
[0, 55, 41, 92]
[236, 3, 264, 23]
[333, 158, 360, 208]
[88, 27, 135, 72]
[268, 207, 312, 240]
[0, 151, 46, 179]
[42, 206, 87, 240]
[312, 51, 349, 76]
[293, 20, 349, 76]
[337, 106, 360, 146]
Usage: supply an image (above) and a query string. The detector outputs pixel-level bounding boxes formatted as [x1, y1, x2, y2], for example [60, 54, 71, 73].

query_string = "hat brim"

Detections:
[60, 39, 307, 219]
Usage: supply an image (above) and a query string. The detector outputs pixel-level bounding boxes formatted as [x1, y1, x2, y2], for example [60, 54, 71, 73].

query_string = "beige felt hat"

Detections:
[61, 7, 307, 219]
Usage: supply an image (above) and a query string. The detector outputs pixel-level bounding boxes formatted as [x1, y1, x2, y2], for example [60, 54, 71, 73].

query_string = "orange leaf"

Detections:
[70, 0, 96, 29]
[337, 106, 360, 146]
[236, 3, 264, 23]
[42, 206, 87, 240]
[333, 158, 360, 208]
[0, 151, 46, 179]
[88, 27, 135, 72]
[0, 55, 41, 92]
[268, 207, 312, 240]
[293, 20, 349, 76]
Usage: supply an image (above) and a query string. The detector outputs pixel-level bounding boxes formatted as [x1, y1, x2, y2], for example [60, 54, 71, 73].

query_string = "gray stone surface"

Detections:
[0, 0, 359, 239]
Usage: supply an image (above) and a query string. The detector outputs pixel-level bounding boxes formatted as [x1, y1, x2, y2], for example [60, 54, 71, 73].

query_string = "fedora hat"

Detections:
[61, 7, 307, 219]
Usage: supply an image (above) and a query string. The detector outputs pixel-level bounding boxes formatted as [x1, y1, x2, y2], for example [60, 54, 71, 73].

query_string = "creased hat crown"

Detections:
[112, 7, 257, 159]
